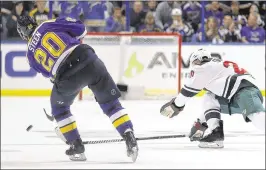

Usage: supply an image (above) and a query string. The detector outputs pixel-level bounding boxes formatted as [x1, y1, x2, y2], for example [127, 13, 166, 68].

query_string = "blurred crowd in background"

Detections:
[1, 0, 265, 44]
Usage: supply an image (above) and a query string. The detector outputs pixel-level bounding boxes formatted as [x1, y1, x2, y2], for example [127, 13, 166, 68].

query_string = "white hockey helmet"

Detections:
[189, 48, 212, 66]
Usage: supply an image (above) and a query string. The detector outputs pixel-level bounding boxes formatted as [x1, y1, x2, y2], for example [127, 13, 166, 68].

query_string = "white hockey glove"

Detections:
[160, 98, 184, 118]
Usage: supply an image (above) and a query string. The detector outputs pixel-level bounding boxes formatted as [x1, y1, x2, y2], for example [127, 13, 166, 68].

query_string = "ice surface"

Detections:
[1, 97, 265, 169]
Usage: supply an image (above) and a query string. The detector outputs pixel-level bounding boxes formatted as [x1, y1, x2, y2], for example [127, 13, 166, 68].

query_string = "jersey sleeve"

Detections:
[240, 26, 248, 39]
[54, 17, 87, 40]
[175, 65, 212, 107]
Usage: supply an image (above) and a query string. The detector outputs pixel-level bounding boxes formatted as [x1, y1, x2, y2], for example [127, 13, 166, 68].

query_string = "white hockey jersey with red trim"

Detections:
[174, 59, 258, 107]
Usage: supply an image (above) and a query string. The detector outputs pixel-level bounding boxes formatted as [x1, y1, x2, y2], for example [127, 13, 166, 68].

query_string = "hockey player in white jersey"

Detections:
[160, 48, 265, 148]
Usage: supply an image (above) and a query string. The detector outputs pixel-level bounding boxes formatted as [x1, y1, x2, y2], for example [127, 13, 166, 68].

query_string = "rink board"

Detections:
[1, 43, 265, 97]
[1, 89, 265, 98]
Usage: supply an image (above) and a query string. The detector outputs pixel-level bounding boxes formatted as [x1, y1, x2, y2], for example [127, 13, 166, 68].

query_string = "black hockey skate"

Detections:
[199, 120, 224, 148]
[65, 138, 87, 161]
[188, 119, 208, 142]
[122, 130, 139, 162]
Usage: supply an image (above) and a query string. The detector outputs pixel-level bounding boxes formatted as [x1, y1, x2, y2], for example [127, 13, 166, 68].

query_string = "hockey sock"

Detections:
[99, 99, 133, 135]
[204, 109, 221, 130]
[198, 113, 206, 123]
[52, 106, 81, 143]
[248, 112, 265, 133]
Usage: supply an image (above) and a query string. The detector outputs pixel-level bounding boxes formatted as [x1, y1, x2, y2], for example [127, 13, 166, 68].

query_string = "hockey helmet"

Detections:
[17, 16, 38, 41]
[189, 48, 212, 66]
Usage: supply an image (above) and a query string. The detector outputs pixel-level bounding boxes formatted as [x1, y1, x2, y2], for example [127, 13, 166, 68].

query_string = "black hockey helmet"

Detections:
[17, 15, 38, 41]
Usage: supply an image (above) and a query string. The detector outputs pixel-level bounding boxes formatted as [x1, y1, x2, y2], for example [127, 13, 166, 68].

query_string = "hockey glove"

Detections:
[160, 98, 184, 118]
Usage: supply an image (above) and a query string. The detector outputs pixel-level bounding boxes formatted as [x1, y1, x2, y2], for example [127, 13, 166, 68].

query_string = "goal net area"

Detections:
[79, 32, 182, 100]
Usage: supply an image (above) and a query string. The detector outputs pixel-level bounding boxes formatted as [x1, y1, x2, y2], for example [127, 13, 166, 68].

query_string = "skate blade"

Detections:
[69, 153, 87, 161]
[198, 141, 224, 148]
[127, 147, 138, 163]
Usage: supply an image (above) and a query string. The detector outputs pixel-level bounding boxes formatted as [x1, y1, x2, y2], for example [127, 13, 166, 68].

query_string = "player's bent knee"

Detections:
[202, 92, 220, 113]
[52, 105, 70, 117]
[236, 87, 265, 122]
[99, 99, 124, 115]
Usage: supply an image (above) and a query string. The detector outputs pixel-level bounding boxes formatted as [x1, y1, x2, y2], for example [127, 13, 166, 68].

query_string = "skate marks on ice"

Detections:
[2, 160, 133, 168]
[1, 144, 136, 169]
[1, 98, 265, 168]
[29, 129, 266, 138]
[2, 130, 264, 147]
[2, 130, 264, 169]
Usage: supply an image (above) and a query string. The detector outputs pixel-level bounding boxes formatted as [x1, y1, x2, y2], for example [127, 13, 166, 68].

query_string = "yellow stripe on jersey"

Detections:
[60, 122, 77, 134]
[112, 114, 130, 128]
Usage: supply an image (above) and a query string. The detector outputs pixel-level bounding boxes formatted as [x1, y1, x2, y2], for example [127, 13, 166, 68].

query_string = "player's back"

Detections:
[201, 59, 239, 97]
[189, 58, 257, 100]
[26, 17, 87, 78]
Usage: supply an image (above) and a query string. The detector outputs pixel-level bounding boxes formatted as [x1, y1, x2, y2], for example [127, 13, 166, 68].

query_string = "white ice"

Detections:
[1, 97, 265, 169]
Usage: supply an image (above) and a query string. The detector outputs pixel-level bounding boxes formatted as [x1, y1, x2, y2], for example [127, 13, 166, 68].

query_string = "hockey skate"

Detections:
[188, 119, 208, 141]
[65, 138, 87, 161]
[122, 129, 139, 162]
[199, 120, 224, 148]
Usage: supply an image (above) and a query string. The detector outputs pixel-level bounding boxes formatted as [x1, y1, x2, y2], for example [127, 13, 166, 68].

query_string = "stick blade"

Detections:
[43, 108, 54, 121]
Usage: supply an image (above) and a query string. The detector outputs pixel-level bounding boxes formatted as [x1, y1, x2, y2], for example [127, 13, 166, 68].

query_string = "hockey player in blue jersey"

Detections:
[17, 16, 138, 162]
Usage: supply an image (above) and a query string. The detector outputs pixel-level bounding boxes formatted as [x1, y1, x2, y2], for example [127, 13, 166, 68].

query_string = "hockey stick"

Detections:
[26, 109, 53, 132]
[82, 134, 186, 144]
[43, 108, 55, 121]
[42, 109, 186, 144]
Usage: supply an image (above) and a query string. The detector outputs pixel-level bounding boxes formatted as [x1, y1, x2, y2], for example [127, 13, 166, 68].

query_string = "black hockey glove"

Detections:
[160, 98, 184, 118]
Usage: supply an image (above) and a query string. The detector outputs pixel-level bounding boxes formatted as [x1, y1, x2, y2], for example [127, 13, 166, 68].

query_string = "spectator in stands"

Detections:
[259, 2, 266, 19]
[249, 4, 265, 28]
[80, 1, 113, 32]
[182, 1, 202, 32]
[219, 14, 241, 42]
[105, 6, 125, 32]
[241, 12, 265, 43]
[1, 1, 13, 15]
[0, 13, 5, 39]
[138, 11, 161, 32]
[195, 17, 223, 44]
[260, 2, 266, 30]
[29, 0, 50, 25]
[0, 15, 3, 35]
[130, 1, 146, 32]
[165, 8, 194, 42]
[23, 1, 35, 13]
[206, 1, 231, 13]
[146, 0, 157, 17]
[155, 1, 181, 30]
[1, 1, 14, 39]
[238, 1, 253, 16]
[230, 1, 247, 30]
[105, 1, 115, 17]
[6, 1, 27, 38]
[205, 1, 224, 25]
[58, 1, 82, 20]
